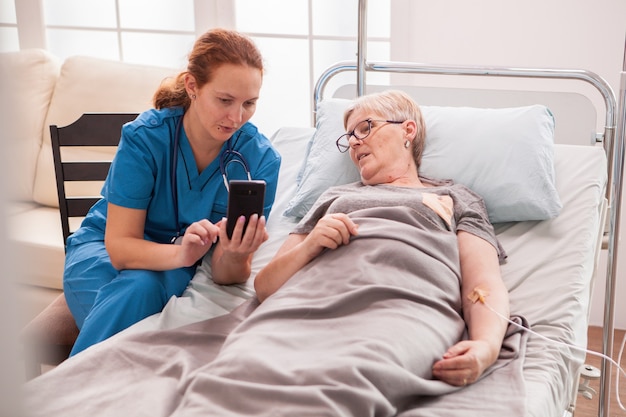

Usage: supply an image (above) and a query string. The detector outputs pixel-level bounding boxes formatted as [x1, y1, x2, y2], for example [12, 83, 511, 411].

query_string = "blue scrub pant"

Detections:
[63, 240, 195, 356]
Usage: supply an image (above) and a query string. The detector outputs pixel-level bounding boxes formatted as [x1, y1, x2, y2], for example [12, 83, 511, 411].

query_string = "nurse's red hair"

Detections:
[153, 28, 263, 110]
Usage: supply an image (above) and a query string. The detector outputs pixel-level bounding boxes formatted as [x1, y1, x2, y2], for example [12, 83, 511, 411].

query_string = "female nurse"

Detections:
[63, 28, 281, 356]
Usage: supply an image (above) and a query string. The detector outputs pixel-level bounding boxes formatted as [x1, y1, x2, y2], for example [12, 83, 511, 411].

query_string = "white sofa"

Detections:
[1, 49, 176, 324]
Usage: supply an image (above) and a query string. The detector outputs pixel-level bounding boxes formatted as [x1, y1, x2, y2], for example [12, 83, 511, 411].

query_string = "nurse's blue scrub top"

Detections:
[67, 106, 282, 247]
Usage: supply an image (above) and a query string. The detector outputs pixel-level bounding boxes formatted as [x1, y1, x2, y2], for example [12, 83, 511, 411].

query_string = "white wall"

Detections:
[390, 0, 626, 329]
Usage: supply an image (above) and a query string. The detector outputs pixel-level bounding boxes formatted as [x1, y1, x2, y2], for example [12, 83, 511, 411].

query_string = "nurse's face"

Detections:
[190, 63, 262, 143]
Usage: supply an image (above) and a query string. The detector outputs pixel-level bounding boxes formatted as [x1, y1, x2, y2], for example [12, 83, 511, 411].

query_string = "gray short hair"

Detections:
[343, 90, 426, 169]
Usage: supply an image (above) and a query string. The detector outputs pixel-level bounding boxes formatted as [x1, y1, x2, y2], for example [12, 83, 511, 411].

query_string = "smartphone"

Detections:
[226, 180, 266, 239]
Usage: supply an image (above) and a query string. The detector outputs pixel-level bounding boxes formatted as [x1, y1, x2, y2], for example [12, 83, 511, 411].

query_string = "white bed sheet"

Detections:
[119, 127, 607, 417]
[496, 143, 607, 416]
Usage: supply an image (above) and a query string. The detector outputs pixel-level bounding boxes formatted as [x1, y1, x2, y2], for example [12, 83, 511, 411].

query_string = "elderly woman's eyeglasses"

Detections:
[335, 119, 404, 153]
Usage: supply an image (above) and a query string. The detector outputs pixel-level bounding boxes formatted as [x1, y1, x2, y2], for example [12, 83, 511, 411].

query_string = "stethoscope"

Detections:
[170, 115, 252, 243]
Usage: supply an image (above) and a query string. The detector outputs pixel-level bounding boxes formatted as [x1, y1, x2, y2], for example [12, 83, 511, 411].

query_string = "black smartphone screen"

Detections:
[226, 180, 266, 239]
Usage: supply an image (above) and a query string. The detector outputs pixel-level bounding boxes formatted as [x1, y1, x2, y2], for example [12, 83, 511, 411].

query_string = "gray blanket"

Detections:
[24, 207, 527, 417]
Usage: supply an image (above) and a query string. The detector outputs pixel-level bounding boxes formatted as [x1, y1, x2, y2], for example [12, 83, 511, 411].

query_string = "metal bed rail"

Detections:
[602, 34, 626, 417]
[314, 61, 615, 152]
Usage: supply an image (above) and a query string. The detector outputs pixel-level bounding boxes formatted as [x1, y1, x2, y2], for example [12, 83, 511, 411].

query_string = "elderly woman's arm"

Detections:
[254, 213, 358, 302]
[432, 230, 510, 386]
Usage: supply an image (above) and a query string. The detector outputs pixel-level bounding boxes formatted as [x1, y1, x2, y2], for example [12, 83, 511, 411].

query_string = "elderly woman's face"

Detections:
[345, 108, 413, 186]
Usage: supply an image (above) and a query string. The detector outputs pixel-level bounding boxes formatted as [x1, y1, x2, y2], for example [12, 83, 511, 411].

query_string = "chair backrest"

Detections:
[50, 113, 139, 247]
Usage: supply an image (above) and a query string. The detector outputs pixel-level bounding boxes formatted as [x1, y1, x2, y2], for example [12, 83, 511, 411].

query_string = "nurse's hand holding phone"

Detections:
[219, 179, 269, 251]
[226, 180, 267, 239]
[207, 180, 269, 285]
[179, 180, 268, 271]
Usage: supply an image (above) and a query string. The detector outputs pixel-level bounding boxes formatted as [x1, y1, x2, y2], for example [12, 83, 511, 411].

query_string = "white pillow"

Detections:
[284, 98, 562, 223]
[420, 105, 560, 222]
[284, 99, 360, 218]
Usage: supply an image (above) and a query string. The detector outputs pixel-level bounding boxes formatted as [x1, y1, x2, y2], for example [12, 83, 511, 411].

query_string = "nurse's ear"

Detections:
[184, 73, 198, 99]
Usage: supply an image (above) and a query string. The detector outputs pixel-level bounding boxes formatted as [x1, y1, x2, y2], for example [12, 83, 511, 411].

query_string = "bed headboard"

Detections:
[316, 62, 616, 148]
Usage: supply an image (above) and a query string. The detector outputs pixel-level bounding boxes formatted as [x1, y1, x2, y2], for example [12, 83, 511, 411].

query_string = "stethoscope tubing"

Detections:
[170, 115, 252, 242]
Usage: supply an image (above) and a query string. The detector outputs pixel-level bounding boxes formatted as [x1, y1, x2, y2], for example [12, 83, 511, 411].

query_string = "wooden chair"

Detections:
[20, 113, 138, 379]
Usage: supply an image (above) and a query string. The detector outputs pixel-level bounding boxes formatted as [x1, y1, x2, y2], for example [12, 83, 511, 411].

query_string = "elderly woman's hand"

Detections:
[431, 339, 497, 387]
[303, 213, 359, 257]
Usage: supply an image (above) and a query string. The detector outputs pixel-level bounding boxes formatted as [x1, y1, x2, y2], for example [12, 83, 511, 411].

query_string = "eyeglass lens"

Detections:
[336, 120, 372, 152]
[353, 119, 372, 139]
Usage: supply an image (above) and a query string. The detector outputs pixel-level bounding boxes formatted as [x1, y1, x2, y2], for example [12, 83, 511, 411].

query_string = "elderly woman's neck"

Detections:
[366, 172, 427, 188]
[390, 164, 425, 187]
[389, 177, 428, 188]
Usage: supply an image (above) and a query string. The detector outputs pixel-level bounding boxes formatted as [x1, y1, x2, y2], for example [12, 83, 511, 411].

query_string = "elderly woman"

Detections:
[24, 90, 517, 417]
[254, 89, 510, 387]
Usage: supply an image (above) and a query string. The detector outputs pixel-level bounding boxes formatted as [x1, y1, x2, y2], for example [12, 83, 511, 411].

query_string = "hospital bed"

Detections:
[24, 2, 625, 416]
[137, 4, 622, 415]
[266, 69, 620, 417]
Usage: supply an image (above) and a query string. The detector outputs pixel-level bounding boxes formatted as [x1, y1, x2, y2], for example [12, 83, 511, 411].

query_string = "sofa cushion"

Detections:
[9, 206, 65, 290]
[33, 56, 177, 207]
[0, 49, 60, 203]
